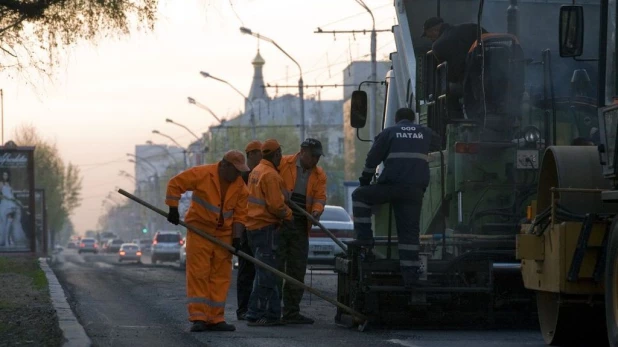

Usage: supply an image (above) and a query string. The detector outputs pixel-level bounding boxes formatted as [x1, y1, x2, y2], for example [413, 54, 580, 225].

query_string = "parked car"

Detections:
[106, 239, 125, 253]
[151, 231, 183, 264]
[78, 238, 99, 254]
[118, 243, 142, 263]
[308, 205, 354, 265]
[67, 241, 77, 249]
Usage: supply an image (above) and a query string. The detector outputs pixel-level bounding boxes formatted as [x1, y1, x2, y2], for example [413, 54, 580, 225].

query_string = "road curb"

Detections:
[39, 257, 93, 347]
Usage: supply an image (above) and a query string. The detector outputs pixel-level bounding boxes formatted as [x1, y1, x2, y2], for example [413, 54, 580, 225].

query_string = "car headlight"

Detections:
[524, 126, 541, 143]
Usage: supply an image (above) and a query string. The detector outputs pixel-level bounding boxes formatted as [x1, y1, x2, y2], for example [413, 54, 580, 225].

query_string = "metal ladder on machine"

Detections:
[567, 213, 611, 283]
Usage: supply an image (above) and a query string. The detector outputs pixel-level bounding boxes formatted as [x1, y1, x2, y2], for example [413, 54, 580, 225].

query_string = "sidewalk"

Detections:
[0, 253, 91, 347]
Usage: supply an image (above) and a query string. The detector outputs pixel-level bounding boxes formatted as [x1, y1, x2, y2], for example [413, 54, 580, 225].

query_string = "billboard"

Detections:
[0, 146, 35, 252]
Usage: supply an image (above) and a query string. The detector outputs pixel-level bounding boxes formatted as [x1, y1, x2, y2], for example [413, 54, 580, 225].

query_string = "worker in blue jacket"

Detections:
[349, 107, 441, 288]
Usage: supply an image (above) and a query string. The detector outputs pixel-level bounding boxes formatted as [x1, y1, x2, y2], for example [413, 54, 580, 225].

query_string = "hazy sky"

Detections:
[2, 0, 397, 235]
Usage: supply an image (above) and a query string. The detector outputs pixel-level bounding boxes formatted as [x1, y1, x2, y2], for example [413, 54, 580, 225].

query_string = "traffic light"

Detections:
[142, 227, 148, 234]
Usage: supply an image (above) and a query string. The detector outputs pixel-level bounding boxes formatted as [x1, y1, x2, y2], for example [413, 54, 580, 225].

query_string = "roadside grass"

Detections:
[0, 256, 49, 289]
[0, 254, 63, 346]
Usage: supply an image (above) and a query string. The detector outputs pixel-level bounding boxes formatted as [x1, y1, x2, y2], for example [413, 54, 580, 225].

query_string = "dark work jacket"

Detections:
[241, 171, 251, 185]
[361, 120, 441, 187]
[432, 23, 487, 83]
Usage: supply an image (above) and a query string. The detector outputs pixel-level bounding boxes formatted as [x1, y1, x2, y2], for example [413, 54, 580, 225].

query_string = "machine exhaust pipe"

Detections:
[492, 262, 521, 273]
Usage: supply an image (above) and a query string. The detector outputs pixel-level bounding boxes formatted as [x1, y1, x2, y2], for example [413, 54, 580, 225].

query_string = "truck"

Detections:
[516, 2, 618, 346]
[336, 0, 604, 329]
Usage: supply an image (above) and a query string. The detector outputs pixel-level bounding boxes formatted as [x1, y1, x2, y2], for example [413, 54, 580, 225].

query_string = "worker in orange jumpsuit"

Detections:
[165, 150, 250, 332]
[245, 139, 293, 327]
[236, 140, 262, 320]
[277, 138, 327, 324]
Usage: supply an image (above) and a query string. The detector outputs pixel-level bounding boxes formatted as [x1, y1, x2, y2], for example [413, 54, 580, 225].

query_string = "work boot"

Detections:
[190, 321, 208, 332]
[205, 321, 236, 331]
[282, 314, 314, 325]
[237, 312, 247, 321]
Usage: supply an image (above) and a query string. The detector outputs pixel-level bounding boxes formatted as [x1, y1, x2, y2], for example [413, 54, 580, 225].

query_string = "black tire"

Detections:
[151, 256, 157, 264]
[606, 219, 618, 347]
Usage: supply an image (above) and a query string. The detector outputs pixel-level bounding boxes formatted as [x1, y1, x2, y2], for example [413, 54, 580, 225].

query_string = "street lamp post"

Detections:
[152, 130, 188, 169]
[240, 27, 305, 142]
[187, 96, 230, 153]
[127, 154, 159, 202]
[353, 0, 377, 141]
[199, 71, 257, 139]
[165, 118, 205, 166]
[146, 140, 181, 172]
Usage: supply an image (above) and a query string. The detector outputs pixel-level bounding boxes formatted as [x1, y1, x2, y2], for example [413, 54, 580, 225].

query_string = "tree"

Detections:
[0, 0, 158, 74]
[13, 124, 83, 236]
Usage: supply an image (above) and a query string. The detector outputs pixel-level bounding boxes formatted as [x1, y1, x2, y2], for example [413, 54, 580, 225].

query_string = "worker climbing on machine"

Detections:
[422, 17, 488, 117]
[350, 107, 441, 288]
[165, 150, 250, 332]
[277, 138, 327, 325]
[245, 139, 293, 327]
[236, 140, 262, 321]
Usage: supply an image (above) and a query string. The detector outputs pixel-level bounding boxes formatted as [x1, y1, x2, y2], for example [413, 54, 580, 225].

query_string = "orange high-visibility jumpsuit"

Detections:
[246, 159, 293, 230]
[278, 153, 328, 232]
[165, 163, 248, 324]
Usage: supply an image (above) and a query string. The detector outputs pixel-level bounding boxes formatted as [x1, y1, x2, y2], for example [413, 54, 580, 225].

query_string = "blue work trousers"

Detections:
[246, 224, 281, 321]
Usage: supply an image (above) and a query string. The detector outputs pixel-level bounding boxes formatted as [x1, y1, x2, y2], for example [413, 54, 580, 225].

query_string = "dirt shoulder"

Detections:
[0, 254, 64, 347]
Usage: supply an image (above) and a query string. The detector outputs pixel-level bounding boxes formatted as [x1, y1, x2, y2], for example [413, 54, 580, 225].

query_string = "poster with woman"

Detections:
[0, 145, 35, 252]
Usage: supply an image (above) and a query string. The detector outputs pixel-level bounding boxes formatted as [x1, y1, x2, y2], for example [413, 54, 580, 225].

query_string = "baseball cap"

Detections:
[245, 140, 262, 153]
[421, 17, 443, 37]
[261, 139, 281, 155]
[301, 138, 324, 156]
[223, 150, 250, 172]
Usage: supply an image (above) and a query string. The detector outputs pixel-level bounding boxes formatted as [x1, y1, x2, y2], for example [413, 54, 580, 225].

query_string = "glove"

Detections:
[232, 237, 241, 254]
[311, 211, 322, 226]
[359, 176, 371, 187]
[167, 206, 180, 225]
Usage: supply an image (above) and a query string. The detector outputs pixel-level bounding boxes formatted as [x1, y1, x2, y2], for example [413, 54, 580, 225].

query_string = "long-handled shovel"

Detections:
[116, 189, 369, 331]
[286, 200, 348, 256]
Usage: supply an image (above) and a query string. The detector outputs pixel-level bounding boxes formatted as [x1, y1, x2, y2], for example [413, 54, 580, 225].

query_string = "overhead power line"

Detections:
[314, 28, 392, 35]
[261, 83, 357, 89]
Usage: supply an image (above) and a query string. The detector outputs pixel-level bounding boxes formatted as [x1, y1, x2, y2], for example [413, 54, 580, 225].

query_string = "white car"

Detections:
[308, 205, 354, 265]
[151, 231, 183, 264]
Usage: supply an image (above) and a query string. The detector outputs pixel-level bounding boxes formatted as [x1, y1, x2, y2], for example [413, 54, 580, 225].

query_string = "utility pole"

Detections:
[315, 28, 390, 141]
[370, 28, 377, 141]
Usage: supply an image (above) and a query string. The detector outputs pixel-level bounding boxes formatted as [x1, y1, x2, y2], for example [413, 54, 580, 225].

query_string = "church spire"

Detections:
[248, 49, 268, 102]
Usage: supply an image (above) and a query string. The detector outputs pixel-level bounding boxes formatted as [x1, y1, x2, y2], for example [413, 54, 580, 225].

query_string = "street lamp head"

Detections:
[128, 159, 136, 163]
[199, 71, 211, 78]
[240, 27, 252, 35]
[146, 140, 153, 145]
[125, 153, 132, 157]
[165, 118, 174, 123]
[187, 97, 196, 104]
[152, 130, 160, 134]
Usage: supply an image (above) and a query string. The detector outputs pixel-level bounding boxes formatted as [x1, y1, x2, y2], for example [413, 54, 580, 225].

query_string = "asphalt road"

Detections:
[51, 248, 548, 347]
